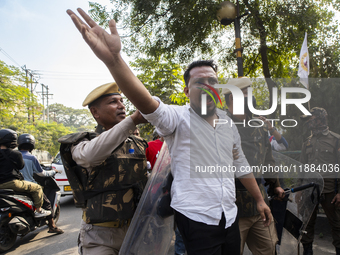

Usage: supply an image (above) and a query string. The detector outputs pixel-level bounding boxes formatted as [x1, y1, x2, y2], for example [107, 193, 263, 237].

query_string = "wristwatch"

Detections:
[269, 126, 277, 135]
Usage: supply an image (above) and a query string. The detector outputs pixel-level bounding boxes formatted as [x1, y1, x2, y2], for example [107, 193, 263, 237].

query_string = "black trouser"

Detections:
[174, 210, 240, 255]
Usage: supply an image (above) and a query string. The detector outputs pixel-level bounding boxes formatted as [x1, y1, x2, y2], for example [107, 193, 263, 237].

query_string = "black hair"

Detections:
[183, 60, 218, 87]
[88, 97, 103, 109]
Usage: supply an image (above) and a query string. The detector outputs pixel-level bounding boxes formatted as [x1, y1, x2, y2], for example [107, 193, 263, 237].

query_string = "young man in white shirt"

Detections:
[67, 9, 273, 255]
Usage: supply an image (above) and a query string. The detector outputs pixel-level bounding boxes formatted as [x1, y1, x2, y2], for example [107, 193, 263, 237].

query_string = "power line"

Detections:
[0, 46, 22, 69]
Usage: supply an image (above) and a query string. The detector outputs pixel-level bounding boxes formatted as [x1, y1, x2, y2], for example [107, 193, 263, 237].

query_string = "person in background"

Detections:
[0, 129, 50, 218]
[133, 127, 140, 136]
[223, 78, 285, 255]
[145, 130, 164, 170]
[258, 117, 289, 151]
[300, 107, 340, 255]
[18, 133, 64, 234]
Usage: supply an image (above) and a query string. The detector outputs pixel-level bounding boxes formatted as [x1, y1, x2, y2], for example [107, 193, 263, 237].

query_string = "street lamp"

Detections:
[217, 1, 249, 77]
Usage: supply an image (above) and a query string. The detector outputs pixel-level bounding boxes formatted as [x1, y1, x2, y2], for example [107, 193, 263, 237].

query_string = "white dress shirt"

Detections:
[142, 97, 251, 228]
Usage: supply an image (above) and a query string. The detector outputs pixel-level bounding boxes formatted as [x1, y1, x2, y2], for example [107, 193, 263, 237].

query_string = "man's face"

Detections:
[91, 94, 126, 130]
[184, 66, 219, 117]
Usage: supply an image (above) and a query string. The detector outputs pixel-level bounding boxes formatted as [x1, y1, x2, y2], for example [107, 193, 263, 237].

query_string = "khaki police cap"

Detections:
[222, 77, 252, 95]
[82, 82, 121, 107]
[300, 107, 327, 120]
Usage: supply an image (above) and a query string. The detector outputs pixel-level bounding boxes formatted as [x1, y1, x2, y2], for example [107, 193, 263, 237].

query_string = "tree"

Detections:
[89, 0, 340, 108]
[89, 1, 338, 74]
[89, 1, 340, 147]
[48, 103, 96, 128]
[14, 120, 73, 157]
[126, 56, 186, 138]
[0, 60, 76, 155]
[0, 60, 41, 128]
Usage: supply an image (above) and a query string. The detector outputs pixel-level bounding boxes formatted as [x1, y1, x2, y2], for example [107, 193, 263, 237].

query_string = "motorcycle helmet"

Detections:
[0, 129, 18, 149]
[18, 134, 35, 152]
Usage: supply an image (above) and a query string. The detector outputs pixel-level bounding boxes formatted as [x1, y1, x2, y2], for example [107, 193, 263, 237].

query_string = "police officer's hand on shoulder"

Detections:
[131, 110, 148, 125]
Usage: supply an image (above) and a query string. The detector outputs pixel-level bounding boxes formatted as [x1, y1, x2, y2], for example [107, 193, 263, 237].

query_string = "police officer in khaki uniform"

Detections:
[223, 78, 285, 255]
[58, 82, 148, 255]
[300, 107, 340, 255]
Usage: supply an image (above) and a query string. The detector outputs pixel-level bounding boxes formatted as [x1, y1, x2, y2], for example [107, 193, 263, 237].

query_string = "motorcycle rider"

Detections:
[0, 129, 51, 218]
[18, 133, 64, 234]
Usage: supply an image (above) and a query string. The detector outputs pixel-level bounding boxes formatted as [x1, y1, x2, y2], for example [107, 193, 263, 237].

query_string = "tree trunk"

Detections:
[244, 0, 277, 118]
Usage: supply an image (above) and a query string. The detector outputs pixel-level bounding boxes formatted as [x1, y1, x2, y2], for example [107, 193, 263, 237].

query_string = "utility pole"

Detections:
[30, 72, 34, 123]
[37, 84, 53, 123]
[22, 65, 39, 123]
[47, 86, 50, 123]
[23, 65, 30, 122]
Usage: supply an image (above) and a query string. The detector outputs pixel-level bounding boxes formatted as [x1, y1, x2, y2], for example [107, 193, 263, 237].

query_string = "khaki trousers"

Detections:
[78, 220, 129, 255]
[239, 214, 278, 255]
[0, 179, 43, 208]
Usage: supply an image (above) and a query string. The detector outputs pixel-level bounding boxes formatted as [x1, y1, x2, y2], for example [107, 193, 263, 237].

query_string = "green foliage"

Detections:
[127, 56, 187, 138]
[0, 60, 80, 156]
[89, 0, 340, 124]
[0, 61, 41, 128]
[15, 121, 72, 157]
[89, 0, 339, 79]
[48, 103, 96, 128]
[130, 56, 184, 104]
[89, 1, 340, 150]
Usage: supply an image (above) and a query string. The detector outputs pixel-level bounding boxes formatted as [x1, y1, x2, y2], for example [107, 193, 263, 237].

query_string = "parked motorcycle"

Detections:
[0, 174, 61, 252]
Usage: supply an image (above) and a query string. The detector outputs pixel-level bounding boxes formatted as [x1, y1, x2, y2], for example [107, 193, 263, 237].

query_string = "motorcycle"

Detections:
[0, 173, 61, 252]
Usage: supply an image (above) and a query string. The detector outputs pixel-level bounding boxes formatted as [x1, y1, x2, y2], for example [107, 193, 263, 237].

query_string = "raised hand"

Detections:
[66, 8, 121, 67]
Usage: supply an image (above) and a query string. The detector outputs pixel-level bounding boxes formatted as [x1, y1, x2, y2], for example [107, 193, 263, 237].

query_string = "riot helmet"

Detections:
[301, 107, 328, 135]
[18, 134, 35, 152]
[0, 129, 18, 149]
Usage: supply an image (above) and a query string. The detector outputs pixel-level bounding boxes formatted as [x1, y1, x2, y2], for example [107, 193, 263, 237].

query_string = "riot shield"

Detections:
[119, 142, 174, 255]
[243, 151, 324, 255]
[272, 151, 324, 255]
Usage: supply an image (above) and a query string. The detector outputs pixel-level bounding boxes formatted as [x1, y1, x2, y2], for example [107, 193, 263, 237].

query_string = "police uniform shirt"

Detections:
[300, 129, 340, 193]
[71, 116, 136, 172]
[141, 97, 251, 229]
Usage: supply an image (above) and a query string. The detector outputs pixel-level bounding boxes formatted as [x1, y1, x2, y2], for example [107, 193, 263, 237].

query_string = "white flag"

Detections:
[298, 32, 309, 88]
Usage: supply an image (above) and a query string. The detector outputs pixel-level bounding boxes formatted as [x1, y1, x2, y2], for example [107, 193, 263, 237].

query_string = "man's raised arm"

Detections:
[66, 8, 159, 114]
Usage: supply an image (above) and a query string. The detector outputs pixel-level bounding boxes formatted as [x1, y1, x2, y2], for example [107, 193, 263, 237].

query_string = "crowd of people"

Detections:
[1, 7, 339, 255]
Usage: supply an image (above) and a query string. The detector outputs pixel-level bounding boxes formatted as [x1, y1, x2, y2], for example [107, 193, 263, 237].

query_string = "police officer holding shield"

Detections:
[300, 107, 340, 255]
[58, 82, 148, 255]
[223, 78, 285, 255]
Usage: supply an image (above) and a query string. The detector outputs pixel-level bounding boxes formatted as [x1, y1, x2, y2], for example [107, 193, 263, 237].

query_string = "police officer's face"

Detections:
[91, 95, 126, 130]
[184, 66, 219, 117]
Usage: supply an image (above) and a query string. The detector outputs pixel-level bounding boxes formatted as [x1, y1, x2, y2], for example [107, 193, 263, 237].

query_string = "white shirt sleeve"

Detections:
[271, 140, 287, 151]
[141, 97, 180, 137]
[71, 116, 136, 169]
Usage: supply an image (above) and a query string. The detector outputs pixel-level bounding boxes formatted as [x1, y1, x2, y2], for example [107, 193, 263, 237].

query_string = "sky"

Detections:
[0, 0, 126, 109]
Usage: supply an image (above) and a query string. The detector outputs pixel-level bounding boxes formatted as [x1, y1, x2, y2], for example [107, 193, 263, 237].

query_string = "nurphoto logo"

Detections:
[200, 83, 312, 128]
